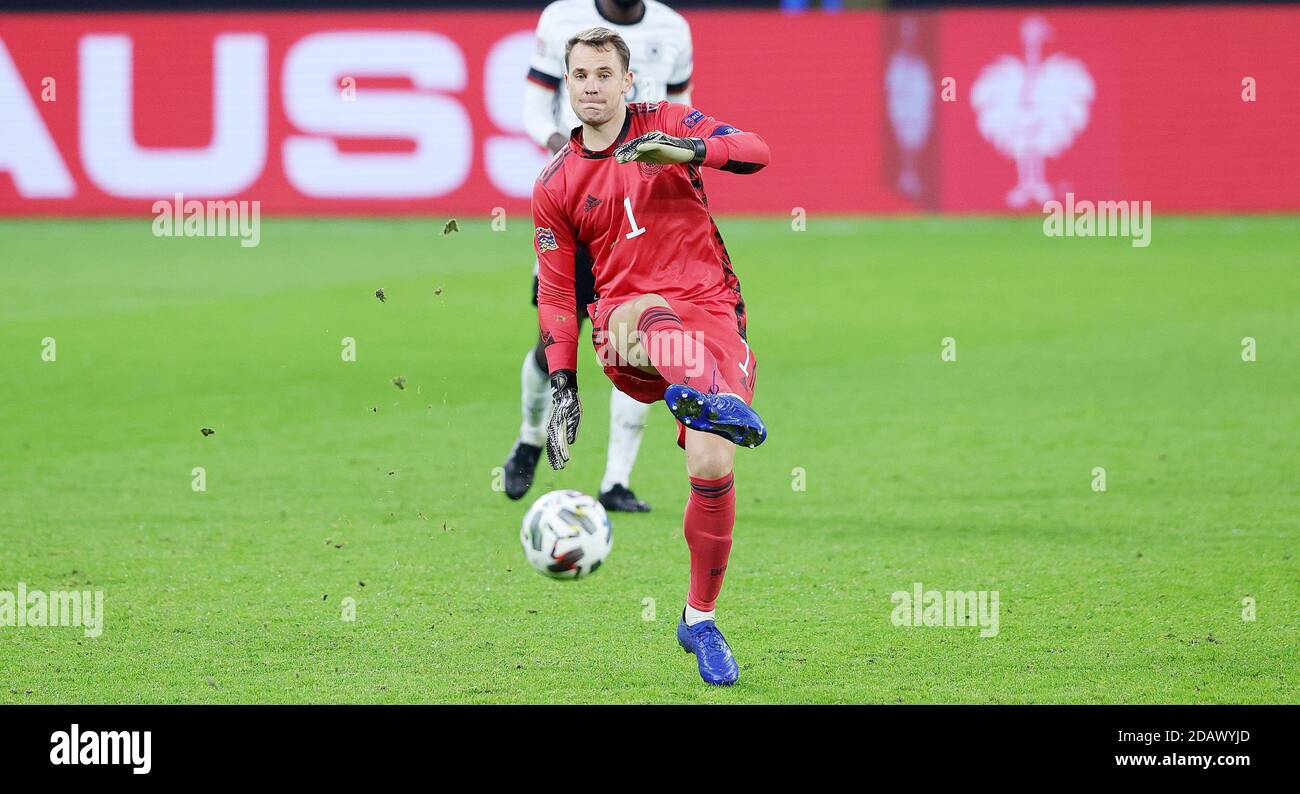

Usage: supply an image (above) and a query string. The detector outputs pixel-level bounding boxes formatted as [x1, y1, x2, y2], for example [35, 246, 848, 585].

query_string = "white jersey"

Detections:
[528, 0, 694, 136]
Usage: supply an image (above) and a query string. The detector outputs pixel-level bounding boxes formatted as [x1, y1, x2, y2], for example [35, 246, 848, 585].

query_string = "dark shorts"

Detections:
[532, 245, 596, 321]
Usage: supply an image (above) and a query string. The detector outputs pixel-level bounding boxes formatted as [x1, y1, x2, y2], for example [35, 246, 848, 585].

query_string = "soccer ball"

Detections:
[520, 490, 613, 579]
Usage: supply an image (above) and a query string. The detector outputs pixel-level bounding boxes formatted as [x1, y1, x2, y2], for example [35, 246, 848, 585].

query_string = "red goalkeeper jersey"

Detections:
[533, 100, 770, 374]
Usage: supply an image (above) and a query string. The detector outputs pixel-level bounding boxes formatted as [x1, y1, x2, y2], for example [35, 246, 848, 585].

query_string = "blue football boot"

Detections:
[677, 617, 740, 686]
[665, 385, 767, 449]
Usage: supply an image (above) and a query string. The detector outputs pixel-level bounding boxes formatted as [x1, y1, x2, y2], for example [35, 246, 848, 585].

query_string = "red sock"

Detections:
[636, 305, 732, 395]
[684, 473, 736, 612]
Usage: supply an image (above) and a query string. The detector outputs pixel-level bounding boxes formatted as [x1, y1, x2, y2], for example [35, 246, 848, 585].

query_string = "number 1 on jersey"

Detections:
[624, 197, 647, 240]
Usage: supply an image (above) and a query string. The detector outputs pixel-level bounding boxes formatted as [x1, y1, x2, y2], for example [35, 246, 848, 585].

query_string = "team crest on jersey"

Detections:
[638, 162, 664, 177]
[682, 109, 705, 128]
[535, 226, 558, 252]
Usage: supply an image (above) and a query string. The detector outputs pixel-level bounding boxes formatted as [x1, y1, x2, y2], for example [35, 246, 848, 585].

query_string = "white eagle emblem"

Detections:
[971, 17, 1096, 208]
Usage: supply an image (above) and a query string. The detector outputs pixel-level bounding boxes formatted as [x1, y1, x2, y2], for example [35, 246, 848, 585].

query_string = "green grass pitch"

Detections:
[1, 215, 1296, 704]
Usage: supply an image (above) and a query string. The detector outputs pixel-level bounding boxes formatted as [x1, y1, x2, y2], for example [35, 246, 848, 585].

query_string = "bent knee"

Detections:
[607, 294, 670, 353]
[633, 293, 669, 311]
[619, 293, 670, 323]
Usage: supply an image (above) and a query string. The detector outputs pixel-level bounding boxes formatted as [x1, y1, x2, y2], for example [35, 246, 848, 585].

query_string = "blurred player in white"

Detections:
[503, 0, 695, 512]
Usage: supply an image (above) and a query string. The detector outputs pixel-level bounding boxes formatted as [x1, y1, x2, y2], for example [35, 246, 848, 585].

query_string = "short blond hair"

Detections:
[564, 27, 631, 73]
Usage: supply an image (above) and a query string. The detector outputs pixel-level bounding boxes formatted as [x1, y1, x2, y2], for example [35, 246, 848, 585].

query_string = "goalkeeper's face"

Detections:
[565, 44, 633, 127]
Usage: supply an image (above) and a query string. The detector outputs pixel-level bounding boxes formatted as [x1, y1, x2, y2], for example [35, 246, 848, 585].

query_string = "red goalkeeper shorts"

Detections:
[590, 296, 757, 449]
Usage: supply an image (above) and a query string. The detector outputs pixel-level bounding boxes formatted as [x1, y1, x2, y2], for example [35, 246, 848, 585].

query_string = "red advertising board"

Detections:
[928, 6, 1300, 212]
[0, 8, 1297, 215]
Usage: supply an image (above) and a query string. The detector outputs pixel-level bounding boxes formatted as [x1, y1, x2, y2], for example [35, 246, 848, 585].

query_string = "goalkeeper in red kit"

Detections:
[534, 27, 769, 686]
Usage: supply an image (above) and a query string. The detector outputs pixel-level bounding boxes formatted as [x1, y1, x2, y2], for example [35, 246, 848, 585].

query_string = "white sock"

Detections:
[518, 350, 551, 448]
[684, 604, 715, 626]
[600, 387, 649, 493]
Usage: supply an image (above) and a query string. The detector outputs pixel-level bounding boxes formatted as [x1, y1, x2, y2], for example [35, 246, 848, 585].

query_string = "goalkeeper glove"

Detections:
[545, 369, 581, 470]
[613, 131, 706, 166]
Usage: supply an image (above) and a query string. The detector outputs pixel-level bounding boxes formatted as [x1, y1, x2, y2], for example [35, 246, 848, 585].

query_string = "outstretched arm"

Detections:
[613, 104, 769, 174]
